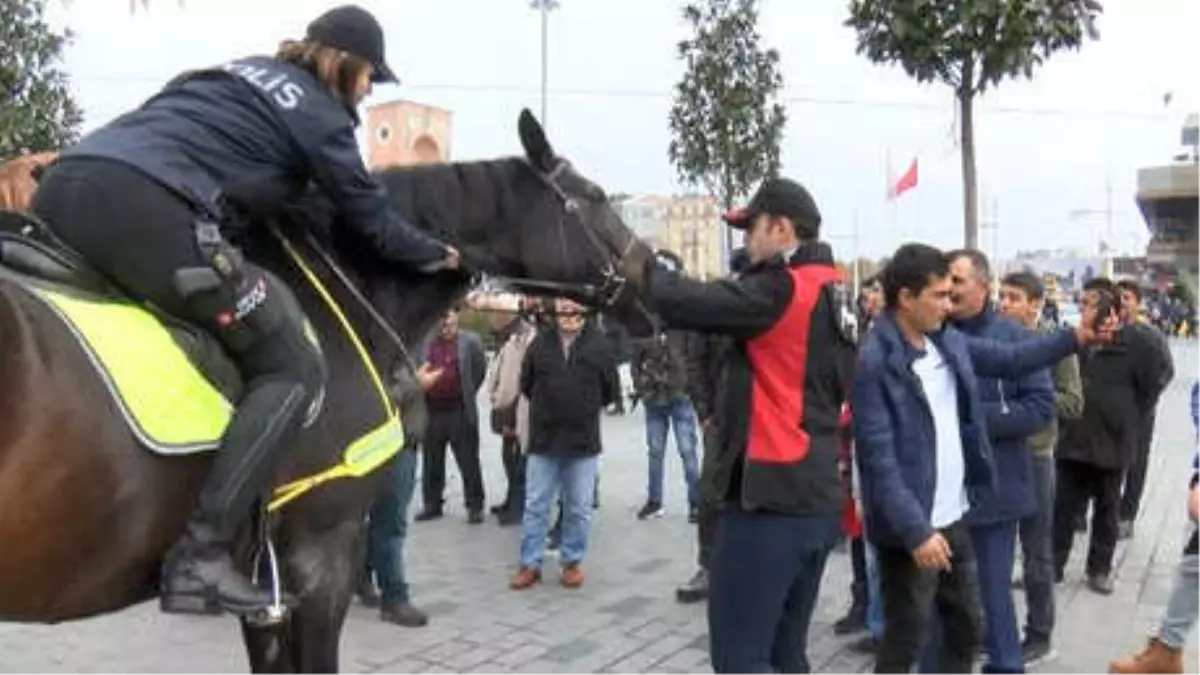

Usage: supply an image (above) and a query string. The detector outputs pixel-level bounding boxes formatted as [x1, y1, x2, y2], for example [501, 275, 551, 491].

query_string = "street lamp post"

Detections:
[530, 0, 559, 128]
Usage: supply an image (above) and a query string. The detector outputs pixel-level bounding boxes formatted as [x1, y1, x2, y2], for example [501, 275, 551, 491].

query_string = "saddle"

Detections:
[0, 210, 111, 293]
[0, 209, 243, 452]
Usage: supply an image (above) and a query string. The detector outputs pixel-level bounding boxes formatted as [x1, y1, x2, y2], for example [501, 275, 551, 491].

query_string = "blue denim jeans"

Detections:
[365, 447, 418, 605]
[644, 396, 700, 506]
[1019, 455, 1056, 641]
[1159, 553, 1198, 649]
[520, 454, 599, 569]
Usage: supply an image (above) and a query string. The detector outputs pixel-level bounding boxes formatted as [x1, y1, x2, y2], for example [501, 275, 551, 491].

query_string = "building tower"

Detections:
[365, 100, 453, 169]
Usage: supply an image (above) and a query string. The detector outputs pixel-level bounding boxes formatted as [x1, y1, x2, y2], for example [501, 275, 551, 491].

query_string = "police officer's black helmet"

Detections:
[306, 5, 398, 84]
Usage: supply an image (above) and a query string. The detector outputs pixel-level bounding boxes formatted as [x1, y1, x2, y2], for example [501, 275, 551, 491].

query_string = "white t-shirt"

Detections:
[911, 340, 969, 528]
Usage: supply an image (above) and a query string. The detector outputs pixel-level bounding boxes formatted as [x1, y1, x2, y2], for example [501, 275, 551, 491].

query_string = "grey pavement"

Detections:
[1, 344, 1197, 673]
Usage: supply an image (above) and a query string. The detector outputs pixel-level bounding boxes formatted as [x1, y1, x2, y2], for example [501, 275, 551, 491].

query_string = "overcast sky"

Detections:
[48, 0, 1200, 260]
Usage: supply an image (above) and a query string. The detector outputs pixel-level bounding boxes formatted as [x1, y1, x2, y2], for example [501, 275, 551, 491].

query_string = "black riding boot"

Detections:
[160, 379, 311, 616]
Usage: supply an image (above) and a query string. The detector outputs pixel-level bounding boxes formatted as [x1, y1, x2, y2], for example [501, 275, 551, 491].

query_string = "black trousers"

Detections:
[1054, 458, 1122, 577]
[501, 436, 525, 514]
[422, 405, 485, 513]
[696, 421, 721, 569]
[875, 520, 982, 674]
[850, 535, 869, 609]
[32, 158, 323, 540]
[1120, 409, 1157, 523]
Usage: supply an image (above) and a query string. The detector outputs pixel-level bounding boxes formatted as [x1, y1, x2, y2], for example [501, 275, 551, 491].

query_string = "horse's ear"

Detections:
[518, 108, 555, 172]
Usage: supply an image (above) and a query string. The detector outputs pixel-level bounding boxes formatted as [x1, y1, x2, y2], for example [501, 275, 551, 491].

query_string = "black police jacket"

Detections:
[647, 242, 857, 516]
[60, 55, 445, 267]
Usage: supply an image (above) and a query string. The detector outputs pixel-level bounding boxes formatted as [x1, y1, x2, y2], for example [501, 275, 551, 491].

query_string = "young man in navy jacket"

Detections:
[852, 244, 1109, 673]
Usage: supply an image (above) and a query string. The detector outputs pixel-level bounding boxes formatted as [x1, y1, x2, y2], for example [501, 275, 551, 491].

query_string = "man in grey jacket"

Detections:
[415, 307, 489, 524]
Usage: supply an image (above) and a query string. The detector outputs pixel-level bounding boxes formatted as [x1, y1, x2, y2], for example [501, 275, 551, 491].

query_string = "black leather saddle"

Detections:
[0, 210, 112, 294]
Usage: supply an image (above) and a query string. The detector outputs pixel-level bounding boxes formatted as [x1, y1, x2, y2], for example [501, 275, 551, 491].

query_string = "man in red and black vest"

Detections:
[643, 177, 856, 673]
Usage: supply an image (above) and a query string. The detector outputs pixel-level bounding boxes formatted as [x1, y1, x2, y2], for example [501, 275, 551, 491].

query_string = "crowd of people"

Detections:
[351, 175, 1196, 675]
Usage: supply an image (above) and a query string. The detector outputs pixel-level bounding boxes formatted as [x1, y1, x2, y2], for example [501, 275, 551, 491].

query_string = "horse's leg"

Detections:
[241, 618, 295, 673]
[285, 518, 364, 673]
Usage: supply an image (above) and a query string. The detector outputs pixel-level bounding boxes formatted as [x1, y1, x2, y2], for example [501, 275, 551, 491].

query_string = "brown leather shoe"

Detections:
[561, 563, 585, 588]
[508, 567, 541, 590]
[1108, 638, 1183, 674]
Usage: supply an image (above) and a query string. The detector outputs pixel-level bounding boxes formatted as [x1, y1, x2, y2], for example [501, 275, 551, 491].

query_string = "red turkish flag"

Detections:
[888, 157, 919, 200]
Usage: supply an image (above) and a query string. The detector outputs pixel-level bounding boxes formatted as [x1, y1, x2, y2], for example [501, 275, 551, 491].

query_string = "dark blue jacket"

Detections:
[61, 56, 445, 267]
[852, 311, 1078, 551]
[956, 308, 1054, 525]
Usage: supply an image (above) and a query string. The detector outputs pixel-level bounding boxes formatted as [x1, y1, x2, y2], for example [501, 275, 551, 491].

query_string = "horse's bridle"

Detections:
[484, 158, 646, 312]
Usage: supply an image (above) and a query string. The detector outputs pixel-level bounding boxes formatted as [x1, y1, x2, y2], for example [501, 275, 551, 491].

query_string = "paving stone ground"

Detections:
[2, 343, 1197, 673]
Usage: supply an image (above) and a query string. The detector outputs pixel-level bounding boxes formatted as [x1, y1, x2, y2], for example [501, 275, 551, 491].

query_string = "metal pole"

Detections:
[540, 4, 548, 127]
[532, 0, 557, 127]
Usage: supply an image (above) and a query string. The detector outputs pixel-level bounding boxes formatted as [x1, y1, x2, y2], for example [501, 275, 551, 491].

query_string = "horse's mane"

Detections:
[268, 157, 530, 282]
[238, 157, 534, 367]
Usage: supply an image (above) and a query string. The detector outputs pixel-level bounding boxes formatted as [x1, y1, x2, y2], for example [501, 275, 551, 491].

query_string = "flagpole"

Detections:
[886, 147, 897, 253]
[852, 210, 862, 299]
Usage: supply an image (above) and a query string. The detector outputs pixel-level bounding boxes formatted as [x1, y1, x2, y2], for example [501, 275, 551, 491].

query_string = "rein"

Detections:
[486, 159, 658, 330]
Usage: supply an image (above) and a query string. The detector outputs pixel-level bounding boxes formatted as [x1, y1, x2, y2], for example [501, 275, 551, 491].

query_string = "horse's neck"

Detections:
[376, 158, 526, 271]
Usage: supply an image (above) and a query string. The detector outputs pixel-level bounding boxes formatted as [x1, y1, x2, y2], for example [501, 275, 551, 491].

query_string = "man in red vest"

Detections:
[643, 177, 856, 673]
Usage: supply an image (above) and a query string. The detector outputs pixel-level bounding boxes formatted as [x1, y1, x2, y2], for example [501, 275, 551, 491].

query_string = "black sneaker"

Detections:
[637, 501, 665, 520]
[1021, 636, 1054, 665]
[467, 510, 484, 525]
[1087, 573, 1114, 595]
[380, 602, 429, 628]
[414, 508, 443, 522]
[687, 504, 700, 524]
[676, 568, 709, 604]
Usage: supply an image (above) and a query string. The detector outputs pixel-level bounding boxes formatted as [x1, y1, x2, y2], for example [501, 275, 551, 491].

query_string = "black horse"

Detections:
[0, 109, 653, 671]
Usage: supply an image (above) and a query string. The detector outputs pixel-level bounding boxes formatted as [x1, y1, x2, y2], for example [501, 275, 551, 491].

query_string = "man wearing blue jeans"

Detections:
[643, 398, 699, 517]
[359, 363, 444, 626]
[362, 447, 427, 626]
[632, 321, 701, 521]
[509, 299, 617, 590]
[1110, 387, 1198, 673]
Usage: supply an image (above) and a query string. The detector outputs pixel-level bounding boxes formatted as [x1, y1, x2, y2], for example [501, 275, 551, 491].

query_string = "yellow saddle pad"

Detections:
[30, 286, 233, 453]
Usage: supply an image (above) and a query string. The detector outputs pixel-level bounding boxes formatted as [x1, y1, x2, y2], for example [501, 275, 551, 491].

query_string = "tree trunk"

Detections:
[721, 180, 736, 274]
[959, 89, 980, 249]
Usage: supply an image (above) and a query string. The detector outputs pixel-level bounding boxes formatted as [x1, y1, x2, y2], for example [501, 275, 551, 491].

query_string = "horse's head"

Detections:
[492, 109, 656, 335]
[356, 109, 655, 336]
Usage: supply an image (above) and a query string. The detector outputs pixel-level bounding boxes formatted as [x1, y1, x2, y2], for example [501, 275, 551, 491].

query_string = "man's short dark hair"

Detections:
[1115, 279, 1142, 302]
[1001, 271, 1044, 301]
[882, 243, 949, 309]
[946, 248, 992, 282]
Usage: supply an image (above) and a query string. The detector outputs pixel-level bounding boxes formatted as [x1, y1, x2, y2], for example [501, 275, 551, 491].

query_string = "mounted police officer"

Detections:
[31, 5, 459, 618]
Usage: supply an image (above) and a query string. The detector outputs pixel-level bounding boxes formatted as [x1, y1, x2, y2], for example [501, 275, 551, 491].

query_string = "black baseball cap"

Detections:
[306, 5, 398, 84]
[723, 177, 822, 235]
